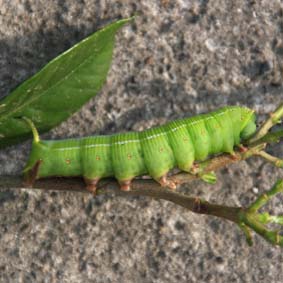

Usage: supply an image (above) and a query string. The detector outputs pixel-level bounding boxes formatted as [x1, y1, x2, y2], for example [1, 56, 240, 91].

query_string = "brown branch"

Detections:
[2, 173, 283, 246]
[0, 174, 240, 222]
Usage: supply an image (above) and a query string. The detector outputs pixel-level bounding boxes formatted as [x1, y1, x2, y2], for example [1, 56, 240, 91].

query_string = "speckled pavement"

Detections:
[1, 1, 283, 282]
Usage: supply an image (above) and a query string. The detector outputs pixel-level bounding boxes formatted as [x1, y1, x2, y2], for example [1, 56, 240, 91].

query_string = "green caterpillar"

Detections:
[23, 106, 256, 193]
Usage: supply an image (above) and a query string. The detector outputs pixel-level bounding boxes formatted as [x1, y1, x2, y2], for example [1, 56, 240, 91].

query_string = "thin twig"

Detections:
[249, 103, 283, 144]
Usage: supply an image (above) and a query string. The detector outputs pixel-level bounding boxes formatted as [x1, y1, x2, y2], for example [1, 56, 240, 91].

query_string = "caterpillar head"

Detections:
[240, 108, 257, 140]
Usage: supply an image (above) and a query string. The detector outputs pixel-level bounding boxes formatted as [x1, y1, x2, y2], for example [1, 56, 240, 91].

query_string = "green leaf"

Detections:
[0, 17, 134, 149]
[200, 172, 217, 184]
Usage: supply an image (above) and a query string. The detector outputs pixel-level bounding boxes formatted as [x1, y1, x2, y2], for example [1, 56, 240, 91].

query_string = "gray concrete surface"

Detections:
[1, 0, 283, 282]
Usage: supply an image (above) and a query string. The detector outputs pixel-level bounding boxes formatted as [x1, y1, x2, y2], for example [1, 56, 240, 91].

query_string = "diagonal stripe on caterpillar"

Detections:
[23, 106, 257, 194]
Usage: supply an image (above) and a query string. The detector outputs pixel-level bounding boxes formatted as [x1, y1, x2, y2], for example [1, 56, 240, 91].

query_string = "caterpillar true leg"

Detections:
[190, 162, 199, 174]
[237, 144, 248, 152]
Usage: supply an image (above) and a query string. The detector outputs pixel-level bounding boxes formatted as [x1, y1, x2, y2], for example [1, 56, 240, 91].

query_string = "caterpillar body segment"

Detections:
[200, 112, 223, 155]
[140, 126, 176, 180]
[81, 135, 113, 179]
[165, 119, 195, 172]
[185, 114, 211, 161]
[23, 106, 256, 192]
[215, 108, 237, 154]
[111, 132, 146, 181]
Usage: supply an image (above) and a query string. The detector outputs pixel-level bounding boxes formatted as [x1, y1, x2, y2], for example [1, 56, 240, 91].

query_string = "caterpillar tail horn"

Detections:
[22, 117, 40, 143]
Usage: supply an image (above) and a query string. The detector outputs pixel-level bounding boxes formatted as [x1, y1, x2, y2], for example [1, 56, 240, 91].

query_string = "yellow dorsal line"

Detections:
[22, 117, 40, 143]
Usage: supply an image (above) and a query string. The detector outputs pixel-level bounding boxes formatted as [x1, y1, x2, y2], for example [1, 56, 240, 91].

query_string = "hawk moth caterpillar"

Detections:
[23, 106, 257, 193]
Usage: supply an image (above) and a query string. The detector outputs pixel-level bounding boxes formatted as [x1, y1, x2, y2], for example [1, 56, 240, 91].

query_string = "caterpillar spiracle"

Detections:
[23, 106, 257, 193]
